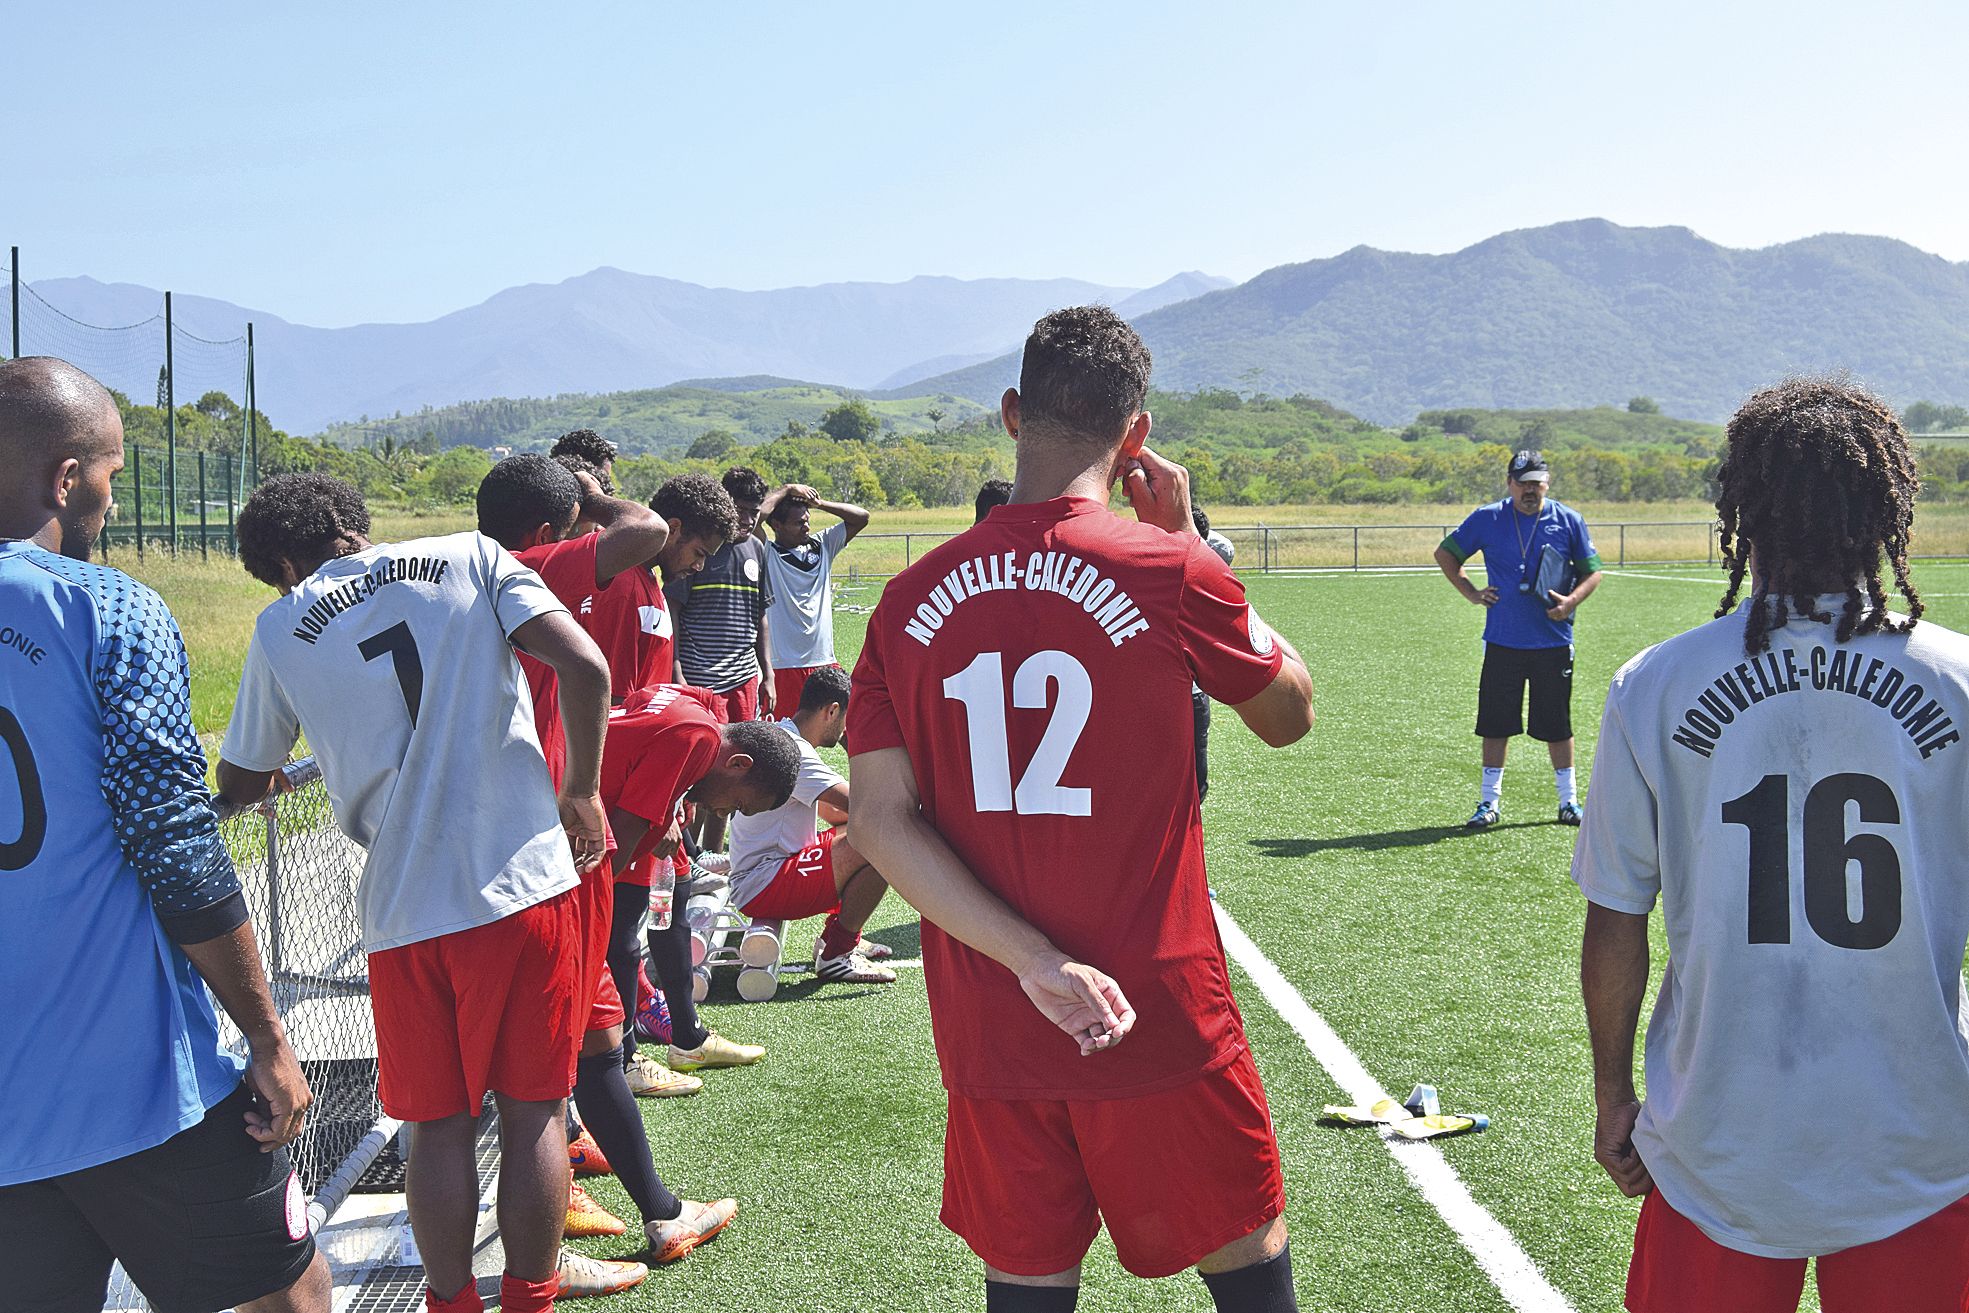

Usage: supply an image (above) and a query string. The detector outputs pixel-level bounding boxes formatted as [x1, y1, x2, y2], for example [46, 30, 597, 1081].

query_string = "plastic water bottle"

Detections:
[648, 863, 676, 931]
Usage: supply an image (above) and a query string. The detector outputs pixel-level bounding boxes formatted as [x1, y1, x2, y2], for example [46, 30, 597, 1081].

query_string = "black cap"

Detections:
[1508, 449, 1550, 482]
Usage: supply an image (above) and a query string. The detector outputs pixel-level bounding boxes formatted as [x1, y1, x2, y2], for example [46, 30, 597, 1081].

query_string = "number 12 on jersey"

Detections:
[943, 651, 1093, 816]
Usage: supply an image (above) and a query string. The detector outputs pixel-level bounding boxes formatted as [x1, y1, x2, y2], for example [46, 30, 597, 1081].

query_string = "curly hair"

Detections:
[477, 453, 579, 550]
[553, 452, 614, 495]
[974, 478, 1012, 523]
[1018, 305, 1152, 446]
[722, 466, 768, 505]
[651, 473, 738, 543]
[237, 473, 372, 588]
[723, 719, 803, 810]
[551, 428, 617, 467]
[1714, 377, 1923, 654]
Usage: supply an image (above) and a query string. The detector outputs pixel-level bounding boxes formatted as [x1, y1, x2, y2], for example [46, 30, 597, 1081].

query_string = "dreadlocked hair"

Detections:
[1713, 376, 1922, 655]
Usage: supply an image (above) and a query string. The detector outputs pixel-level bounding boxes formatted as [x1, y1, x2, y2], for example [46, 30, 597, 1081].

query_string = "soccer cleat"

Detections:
[635, 963, 672, 1046]
[625, 1050, 702, 1098]
[692, 850, 733, 877]
[568, 1128, 613, 1177]
[565, 1183, 628, 1237]
[668, 1032, 766, 1071]
[1558, 801, 1584, 826]
[644, 1198, 738, 1264]
[1465, 801, 1501, 829]
[556, 1248, 648, 1298]
[855, 937, 895, 961]
[814, 944, 899, 985]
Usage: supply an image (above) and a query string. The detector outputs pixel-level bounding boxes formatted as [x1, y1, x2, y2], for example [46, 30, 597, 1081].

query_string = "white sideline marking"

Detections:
[1604, 569, 1724, 584]
[1214, 904, 1577, 1313]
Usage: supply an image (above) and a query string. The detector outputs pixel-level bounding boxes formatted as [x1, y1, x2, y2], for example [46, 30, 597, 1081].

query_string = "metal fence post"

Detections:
[1708, 525, 1716, 567]
[1352, 526, 1360, 571]
[225, 452, 236, 553]
[165, 292, 177, 557]
[198, 450, 209, 561]
[263, 802, 284, 977]
[133, 446, 145, 562]
[1620, 523, 1626, 567]
[904, 534, 913, 569]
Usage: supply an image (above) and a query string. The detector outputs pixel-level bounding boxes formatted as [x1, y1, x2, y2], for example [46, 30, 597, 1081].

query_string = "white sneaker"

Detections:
[813, 942, 898, 984]
[644, 1197, 737, 1263]
[556, 1247, 648, 1297]
[693, 851, 732, 876]
[624, 1050, 702, 1097]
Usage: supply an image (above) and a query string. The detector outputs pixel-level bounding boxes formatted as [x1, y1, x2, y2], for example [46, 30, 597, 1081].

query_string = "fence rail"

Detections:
[99, 442, 250, 561]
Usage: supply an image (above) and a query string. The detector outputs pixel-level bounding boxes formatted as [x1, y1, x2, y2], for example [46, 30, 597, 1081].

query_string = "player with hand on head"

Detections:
[727, 665, 899, 985]
[1434, 449, 1604, 827]
[551, 428, 619, 486]
[216, 472, 617, 1313]
[0, 358, 332, 1313]
[756, 481, 869, 715]
[850, 307, 1314, 1311]
[1579, 379, 1969, 1313]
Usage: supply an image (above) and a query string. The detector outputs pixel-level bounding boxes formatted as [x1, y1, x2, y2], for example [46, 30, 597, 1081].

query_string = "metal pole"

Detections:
[9, 246, 18, 359]
[904, 534, 912, 569]
[198, 450, 209, 561]
[165, 292, 177, 556]
[264, 805, 284, 976]
[1352, 526, 1360, 571]
[247, 323, 257, 484]
[133, 446, 146, 561]
[225, 451, 236, 553]
[1620, 523, 1626, 568]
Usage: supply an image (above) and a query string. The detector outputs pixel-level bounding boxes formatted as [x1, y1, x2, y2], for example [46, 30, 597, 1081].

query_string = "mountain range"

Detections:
[901, 220, 1969, 422]
[19, 220, 1969, 433]
[20, 269, 1228, 433]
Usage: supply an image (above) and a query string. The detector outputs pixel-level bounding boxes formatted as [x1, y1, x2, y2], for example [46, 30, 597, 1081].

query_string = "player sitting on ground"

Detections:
[850, 306, 1314, 1312]
[478, 454, 739, 1266]
[216, 472, 627, 1309]
[1579, 378, 1969, 1313]
[727, 665, 899, 984]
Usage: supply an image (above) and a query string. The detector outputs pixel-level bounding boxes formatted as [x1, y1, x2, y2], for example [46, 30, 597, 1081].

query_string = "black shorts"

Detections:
[0, 1082, 316, 1313]
[1476, 642, 1575, 741]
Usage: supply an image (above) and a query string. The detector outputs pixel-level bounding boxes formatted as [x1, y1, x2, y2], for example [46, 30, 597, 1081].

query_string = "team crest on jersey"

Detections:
[743, 557, 761, 583]
[1248, 606, 1275, 656]
[640, 605, 672, 637]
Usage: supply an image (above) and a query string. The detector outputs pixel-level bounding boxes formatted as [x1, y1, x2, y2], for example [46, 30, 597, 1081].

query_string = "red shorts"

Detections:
[588, 965, 625, 1032]
[708, 677, 760, 724]
[942, 1045, 1283, 1279]
[578, 861, 623, 1033]
[773, 664, 836, 719]
[368, 889, 583, 1121]
[1627, 1189, 1969, 1313]
[739, 831, 840, 920]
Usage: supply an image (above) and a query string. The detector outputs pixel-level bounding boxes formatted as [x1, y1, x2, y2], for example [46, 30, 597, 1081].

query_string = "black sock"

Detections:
[565, 1105, 581, 1143]
[1201, 1242, 1296, 1313]
[572, 1046, 682, 1224]
[983, 1282, 1078, 1312]
[609, 882, 648, 1064]
[647, 909, 709, 1051]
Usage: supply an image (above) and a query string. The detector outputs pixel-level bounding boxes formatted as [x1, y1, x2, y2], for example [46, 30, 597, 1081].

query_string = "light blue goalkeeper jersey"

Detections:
[0, 542, 244, 1186]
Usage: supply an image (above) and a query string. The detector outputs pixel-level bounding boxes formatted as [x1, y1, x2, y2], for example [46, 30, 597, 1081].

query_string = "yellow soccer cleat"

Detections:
[668, 1032, 765, 1071]
[565, 1183, 628, 1238]
[625, 1049, 703, 1097]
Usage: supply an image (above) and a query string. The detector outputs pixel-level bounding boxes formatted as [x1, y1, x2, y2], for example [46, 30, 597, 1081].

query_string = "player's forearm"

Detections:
[555, 655, 610, 796]
[1581, 902, 1650, 1106]
[588, 493, 669, 585]
[857, 804, 1059, 977]
[1433, 548, 1478, 598]
[818, 499, 870, 534]
[182, 920, 288, 1051]
[1568, 570, 1604, 608]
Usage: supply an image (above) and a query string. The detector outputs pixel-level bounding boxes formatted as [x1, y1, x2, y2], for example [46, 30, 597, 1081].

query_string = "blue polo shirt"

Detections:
[0, 544, 246, 1185]
[1442, 499, 1602, 650]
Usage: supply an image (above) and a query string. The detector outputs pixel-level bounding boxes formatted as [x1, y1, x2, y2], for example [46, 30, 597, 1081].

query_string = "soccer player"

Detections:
[216, 472, 616, 1313]
[849, 307, 1314, 1311]
[1578, 379, 1969, 1313]
[974, 478, 1013, 524]
[551, 428, 619, 485]
[668, 466, 775, 858]
[0, 358, 332, 1313]
[1433, 449, 1604, 827]
[727, 665, 898, 984]
[757, 482, 869, 714]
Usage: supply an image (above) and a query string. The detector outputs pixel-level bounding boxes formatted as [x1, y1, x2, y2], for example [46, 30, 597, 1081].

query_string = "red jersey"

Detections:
[515, 535, 604, 789]
[600, 684, 722, 866]
[848, 496, 1283, 1100]
[580, 565, 675, 702]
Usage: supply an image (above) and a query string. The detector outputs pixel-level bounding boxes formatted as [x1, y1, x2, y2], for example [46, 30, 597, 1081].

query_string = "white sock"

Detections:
[1555, 767, 1577, 807]
[1480, 767, 1504, 805]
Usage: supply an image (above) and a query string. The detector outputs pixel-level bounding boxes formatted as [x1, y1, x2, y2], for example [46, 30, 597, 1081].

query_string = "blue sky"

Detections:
[12, 0, 1966, 326]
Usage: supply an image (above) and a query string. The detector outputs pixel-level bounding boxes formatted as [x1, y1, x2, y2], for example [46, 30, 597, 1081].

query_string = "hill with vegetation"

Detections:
[902, 220, 1969, 423]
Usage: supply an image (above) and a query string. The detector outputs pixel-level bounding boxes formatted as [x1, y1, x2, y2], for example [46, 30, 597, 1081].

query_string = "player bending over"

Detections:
[217, 473, 614, 1313]
[727, 665, 899, 984]
[1579, 378, 1969, 1313]
[0, 359, 331, 1313]
[850, 307, 1314, 1311]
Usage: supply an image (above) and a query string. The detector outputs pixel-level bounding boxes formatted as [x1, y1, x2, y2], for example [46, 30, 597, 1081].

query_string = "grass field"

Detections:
[112, 509, 1969, 1308]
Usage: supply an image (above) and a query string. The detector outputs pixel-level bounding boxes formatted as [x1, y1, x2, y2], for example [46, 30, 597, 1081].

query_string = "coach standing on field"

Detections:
[1434, 449, 1603, 828]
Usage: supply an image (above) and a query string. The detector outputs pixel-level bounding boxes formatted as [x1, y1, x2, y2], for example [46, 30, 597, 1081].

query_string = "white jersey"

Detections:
[727, 718, 843, 907]
[1574, 597, 1969, 1257]
[223, 532, 578, 953]
[764, 522, 848, 669]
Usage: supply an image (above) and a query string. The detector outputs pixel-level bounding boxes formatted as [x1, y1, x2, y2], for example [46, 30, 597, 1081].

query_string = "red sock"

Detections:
[427, 1281, 484, 1313]
[817, 915, 860, 961]
[501, 1273, 558, 1313]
